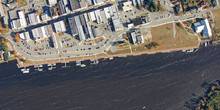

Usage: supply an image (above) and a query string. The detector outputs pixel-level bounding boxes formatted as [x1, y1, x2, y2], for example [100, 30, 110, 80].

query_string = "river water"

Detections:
[0, 45, 219, 110]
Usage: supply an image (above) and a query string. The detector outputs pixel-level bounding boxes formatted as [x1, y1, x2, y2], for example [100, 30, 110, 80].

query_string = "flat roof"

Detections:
[69, 0, 80, 11]
[68, 17, 78, 35]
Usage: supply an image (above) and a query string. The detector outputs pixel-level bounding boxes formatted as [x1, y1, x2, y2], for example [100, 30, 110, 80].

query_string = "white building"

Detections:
[48, 0, 57, 5]
[112, 18, 123, 32]
[94, 9, 102, 23]
[194, 22, 204, 33]
[122, 1, 133, 12]
[74, 16, 86, 41]
[194, 19, 212, 37]
[18, 11, 27, 27]
[28, 12, 41, 24]
[19, 32, 31, 41]
[54, 20, 66, 33]
[104, 7, 111, 19]
[88, 11, 96, 21]
[10, 19, 21, 29]
[41, 10, 50, 21]
[200, 19, 212, 37]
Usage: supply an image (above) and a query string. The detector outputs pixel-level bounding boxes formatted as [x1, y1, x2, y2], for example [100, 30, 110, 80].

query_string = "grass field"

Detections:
[212, 8, 220, 33]
[151, 23, 198, 50]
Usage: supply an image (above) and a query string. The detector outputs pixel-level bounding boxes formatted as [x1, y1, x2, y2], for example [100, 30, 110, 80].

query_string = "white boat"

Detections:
[48, 67, 52, 70]
[38, 65, 43, 67]
[21, 68, 25, 71]
[182, 49, 187, 52]
[91, 59, 99, 64]
[38, 68, 43, 71]
[34, 65, 38, 68]
[23, 70, 29, 73]
[186, 49, 194, 53]
[47, 64, 52, 66]
[76, 61, 81, 66]
[80, 64, 86, 67]
[52, 63, 56, 66]
[109, 57, 114, 60]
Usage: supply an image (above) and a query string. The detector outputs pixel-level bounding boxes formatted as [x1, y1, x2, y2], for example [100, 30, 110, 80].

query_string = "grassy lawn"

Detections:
[151, 23, 198, 51]
[212, 8, 220, 33]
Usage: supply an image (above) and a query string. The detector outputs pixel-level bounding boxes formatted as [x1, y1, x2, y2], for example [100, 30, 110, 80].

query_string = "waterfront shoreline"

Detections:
[17, 42, 201, 68]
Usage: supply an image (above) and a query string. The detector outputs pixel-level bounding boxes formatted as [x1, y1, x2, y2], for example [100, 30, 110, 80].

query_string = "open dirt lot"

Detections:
[212, 8, 220, 33]
[151, 23, 199, 50]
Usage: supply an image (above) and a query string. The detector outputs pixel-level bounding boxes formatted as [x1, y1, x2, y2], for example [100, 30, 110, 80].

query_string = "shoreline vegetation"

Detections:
[196, 84, 220, 110]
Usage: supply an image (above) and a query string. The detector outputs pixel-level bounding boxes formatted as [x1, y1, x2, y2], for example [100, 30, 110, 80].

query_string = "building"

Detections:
[94, 9, 102, 23]
[74, 16, 86, 41]
[200, 19, 212, 37]
[58, 0, 66, 15]
[100, 10, 108, 23]
[194, 22, 204, 33]
[132, 0, 138, 6]
[127, 23, 134, 28]
[130, 29, 144, 44]
[63, 0, 68, 5]
[194, 19, 212, 37]
[19, 32, 31, 41]
[28, 12, 41, 25]
[18, 11, 27, 27]
[8, 1, 18, 9]
[49, 6, 59, 18]
[84, 13, 94, 39]
[31, 25, 53, 41]
[32, 27, 43, 41]
[8, 10, 17, 20]
[10, 19, 21, 29]
[41, 25, 53, 38]
[53, 20, 66, 33]
[88, 11, 96, 21]
[104, 7, 111, 19]
[122, 1, 133, 12]
[112, 18, 123, 31]
[48, 0, 57, 5]
[93, 0, 106, 5]
[68, 17, 78, 36]
[79, 14, 89, 37]
[41, 11, 50, 21]
[175, 4, 181, 14]
[69, 0, 80, 11]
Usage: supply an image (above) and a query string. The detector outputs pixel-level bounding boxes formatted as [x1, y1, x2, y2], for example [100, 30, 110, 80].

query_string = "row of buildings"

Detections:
[48, 0, 109, 17]
[18, 20, 65, 42]
[66, 5, 123, 41]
